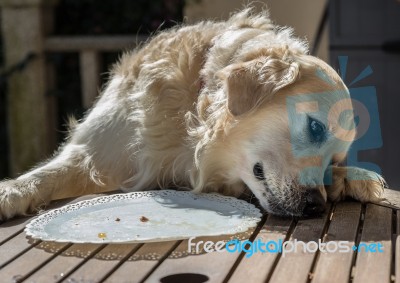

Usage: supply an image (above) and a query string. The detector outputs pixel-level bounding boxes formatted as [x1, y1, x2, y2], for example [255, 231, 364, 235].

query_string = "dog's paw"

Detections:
[0, 179, 48, 221]
[328, 166, 386, 203]
[345, 167, 387, 203]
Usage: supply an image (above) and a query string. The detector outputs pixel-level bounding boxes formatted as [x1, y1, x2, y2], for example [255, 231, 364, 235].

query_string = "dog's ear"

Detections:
[218, 56, 300, 116]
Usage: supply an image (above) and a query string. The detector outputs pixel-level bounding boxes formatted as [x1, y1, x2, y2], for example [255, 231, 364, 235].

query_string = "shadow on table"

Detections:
[160, 273, 209, 283]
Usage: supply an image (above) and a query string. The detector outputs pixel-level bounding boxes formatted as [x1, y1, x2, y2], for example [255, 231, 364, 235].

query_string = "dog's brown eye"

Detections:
[309, 117, 326, 143]
[253, 163, 265, 181]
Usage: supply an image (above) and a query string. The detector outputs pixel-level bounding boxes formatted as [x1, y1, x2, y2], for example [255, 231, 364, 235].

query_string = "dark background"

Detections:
[330, 0, 400, 188]
[0, 0, 184, 179]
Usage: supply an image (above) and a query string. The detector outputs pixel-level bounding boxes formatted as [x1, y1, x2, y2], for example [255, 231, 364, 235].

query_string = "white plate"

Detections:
[25, 190, 262, 243]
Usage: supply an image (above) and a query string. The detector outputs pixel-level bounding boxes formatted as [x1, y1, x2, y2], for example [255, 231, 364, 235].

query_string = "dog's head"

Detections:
[206, 48, 355, 217]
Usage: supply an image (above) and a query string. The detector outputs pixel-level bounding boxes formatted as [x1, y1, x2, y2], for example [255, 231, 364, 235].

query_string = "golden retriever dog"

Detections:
[0, 8, 387, 220]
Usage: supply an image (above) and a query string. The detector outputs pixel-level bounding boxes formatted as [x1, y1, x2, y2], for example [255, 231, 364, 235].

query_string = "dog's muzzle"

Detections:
[302, 189, 326, 217]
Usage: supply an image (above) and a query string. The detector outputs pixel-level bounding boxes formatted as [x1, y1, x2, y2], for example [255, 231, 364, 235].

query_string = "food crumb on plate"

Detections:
[140, 216, 149, 222]
[115, 218, 121, 222]
[98, 232, 107, 239]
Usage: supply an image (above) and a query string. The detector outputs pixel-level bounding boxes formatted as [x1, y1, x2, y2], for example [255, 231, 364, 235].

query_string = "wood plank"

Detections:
[103, 241, 180, 283]
[311, 201, 362, 283]
[44, 35, 147, 52]
[227, 216, 293, 283]
[0, 241, 70, 282]
[0, 232, 39, 269]
[62, 244, 140, 282]
[352, 204, 392, 283]
[378, 188, 400, 210]
[25, 243, 105, 282]
[269, 205, 332, 283]
[144, 225, 262, 283]
[0, 216, 31, 244]
[395, 210, 400, 283]
[80, 50, 101, 109]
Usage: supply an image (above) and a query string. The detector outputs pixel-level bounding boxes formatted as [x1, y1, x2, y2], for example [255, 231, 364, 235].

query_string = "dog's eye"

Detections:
[308, 117, 326, 143]
[253, 162, 265, 181]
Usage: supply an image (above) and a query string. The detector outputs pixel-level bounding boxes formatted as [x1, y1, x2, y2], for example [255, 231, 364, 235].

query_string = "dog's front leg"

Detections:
[0, 144, 112, 221]
[325, 166, 387, 203]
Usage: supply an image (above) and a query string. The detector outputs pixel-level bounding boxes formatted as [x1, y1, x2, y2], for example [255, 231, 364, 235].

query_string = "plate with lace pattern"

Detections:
[25, 190, 262, 243]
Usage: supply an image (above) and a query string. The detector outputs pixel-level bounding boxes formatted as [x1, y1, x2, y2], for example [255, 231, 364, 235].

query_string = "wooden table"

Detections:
[1, 189, 400, 283]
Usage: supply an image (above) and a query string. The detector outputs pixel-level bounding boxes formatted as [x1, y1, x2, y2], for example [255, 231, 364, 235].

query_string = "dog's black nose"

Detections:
[302, 189, 326, 217]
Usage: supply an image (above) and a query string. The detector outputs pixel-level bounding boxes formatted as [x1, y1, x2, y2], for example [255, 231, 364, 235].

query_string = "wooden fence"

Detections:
[0, 0, 145, 176]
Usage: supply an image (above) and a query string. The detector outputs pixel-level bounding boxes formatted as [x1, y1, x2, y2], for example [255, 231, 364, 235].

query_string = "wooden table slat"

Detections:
[311, 202, 362, 283]
[24, 244, 106, 283]
[0, 241, 71, 282]
[143, 222, 263, 283]
[352, 204, 392, 283]
[0, 191, 398, 283]
[103, 241, 181, 283]
[62, 244, 141, 283]
[0, 217, 31, 244]
[269, 204, 332, 283]
[381, 189, 400, 210]
[395, 210, 400, 283]
[0, 232, 39, 269]
[227, 215, 293, 283]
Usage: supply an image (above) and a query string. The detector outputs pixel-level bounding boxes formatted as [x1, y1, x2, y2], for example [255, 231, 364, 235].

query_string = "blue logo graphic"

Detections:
[188, 237, 384, 258]
[286, 56, 382, 185]
[352, 242, 384, 253]
[338, 56, 382, 175]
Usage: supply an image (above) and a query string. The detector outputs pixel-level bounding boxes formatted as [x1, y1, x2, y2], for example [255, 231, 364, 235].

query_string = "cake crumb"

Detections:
[98, 232, 107, 239]
[140, 216, 149, 222]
